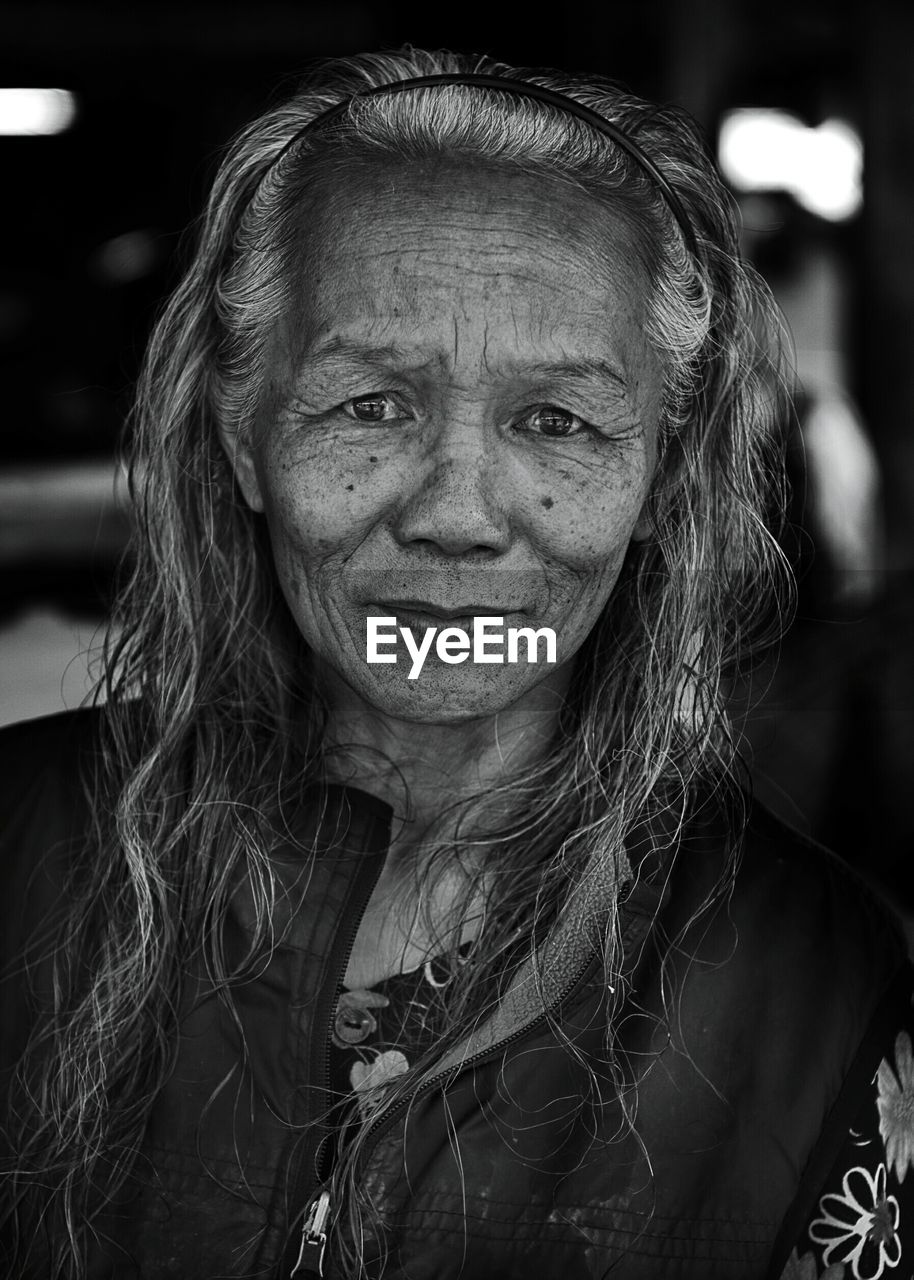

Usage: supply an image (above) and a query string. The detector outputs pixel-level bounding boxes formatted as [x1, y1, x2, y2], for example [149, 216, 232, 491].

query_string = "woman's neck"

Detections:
[317, 666, 569, 855]
[315, 665, 572, 986]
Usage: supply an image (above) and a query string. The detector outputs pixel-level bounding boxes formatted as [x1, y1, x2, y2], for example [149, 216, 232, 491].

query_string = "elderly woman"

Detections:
[2, 47, 912, 1280]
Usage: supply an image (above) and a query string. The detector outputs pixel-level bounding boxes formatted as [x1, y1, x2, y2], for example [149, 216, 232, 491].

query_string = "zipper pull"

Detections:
[290, 1188, 331, 1278]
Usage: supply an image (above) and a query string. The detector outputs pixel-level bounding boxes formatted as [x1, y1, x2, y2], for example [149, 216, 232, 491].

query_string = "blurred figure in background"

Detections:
[732, 193, 914, 921]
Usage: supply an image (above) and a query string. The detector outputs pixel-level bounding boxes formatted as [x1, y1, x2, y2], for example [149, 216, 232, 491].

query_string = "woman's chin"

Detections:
[345, 664, 554, 726]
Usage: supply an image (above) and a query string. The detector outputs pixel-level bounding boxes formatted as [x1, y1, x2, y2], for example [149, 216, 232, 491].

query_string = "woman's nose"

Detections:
[392, 419, 511, 558]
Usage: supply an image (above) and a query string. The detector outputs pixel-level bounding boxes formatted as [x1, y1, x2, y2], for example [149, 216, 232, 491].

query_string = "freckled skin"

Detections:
[224, 157, 663, 728]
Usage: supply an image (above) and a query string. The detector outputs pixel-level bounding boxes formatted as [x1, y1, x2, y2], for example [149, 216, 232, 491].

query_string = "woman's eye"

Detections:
[340, 393, 404, 423]
[519, 405, 587, 438]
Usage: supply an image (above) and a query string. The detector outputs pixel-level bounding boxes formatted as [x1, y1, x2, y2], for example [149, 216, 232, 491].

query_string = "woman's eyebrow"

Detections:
[283, 341, 424, 400]
[294, 341, 629, 391]
[297, 339, 423, 373]
[520, 358, 628, 390]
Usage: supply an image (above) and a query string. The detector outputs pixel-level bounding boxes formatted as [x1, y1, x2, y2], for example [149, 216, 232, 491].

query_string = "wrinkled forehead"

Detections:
[272, 152, 656, 378]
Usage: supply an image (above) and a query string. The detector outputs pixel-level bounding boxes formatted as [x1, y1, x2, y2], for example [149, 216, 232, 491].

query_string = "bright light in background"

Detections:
[0, 88, 76, 136]
[719, 109, 863, 221]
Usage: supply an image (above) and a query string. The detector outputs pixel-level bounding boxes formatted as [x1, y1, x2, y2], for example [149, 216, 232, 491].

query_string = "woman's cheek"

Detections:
[524, 489, 645, 575]
[517, 440, 653, 565]
[258, 451, 403, 568]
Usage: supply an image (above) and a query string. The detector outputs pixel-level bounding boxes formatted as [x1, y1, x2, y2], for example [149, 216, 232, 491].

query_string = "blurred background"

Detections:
[1, 0, 912, 916]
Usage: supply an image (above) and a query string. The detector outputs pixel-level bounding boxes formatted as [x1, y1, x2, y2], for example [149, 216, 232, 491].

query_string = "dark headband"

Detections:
[254, 72, 698, 259]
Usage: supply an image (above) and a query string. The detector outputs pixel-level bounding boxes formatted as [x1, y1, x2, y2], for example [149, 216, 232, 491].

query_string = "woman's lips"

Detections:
[376, 600, 522, 616]
[374, 601, 523, 629]
[397, 612, 475, 634]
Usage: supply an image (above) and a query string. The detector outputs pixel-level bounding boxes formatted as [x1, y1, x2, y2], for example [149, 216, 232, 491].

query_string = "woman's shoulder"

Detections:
[0, 706, 108, 909]
[0, 702, 105, 752]
[663, 789, 911, 1086]
[0, 709, 109, 1066]
[736, 796, 909, 973]
[664, 787, 908, 972]
[0, 705, 105, 826]
[641, 793, 912, 1200]
[0, 702, 105, 758]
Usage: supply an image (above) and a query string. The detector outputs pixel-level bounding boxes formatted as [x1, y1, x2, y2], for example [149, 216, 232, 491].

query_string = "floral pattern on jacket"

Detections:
[781, 1019, 914, 1280]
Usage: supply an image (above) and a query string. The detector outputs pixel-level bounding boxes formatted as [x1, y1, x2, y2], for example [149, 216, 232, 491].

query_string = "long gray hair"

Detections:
[5, 46, 790, 1277]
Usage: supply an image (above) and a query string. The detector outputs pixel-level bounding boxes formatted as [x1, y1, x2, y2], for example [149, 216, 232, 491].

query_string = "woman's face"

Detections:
[226, 157, 665, 723]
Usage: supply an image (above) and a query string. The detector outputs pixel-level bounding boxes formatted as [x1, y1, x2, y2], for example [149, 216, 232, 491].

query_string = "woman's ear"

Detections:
[217, 424, 265, 513]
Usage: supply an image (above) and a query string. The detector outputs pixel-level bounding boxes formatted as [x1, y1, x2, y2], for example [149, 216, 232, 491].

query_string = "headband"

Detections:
[254, 72, 698, 259]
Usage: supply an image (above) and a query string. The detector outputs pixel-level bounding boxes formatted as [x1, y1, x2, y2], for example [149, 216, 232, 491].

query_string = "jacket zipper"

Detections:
[283, 837, 388, 1278]
[290, 1188, 331, 1278]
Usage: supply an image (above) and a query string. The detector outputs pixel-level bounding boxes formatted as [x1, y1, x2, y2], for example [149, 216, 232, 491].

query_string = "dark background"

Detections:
[1, 0, 911, 912]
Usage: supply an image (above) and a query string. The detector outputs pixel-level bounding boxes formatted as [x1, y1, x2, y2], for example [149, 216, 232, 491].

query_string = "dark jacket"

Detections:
[0, 708, 910, 1279]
